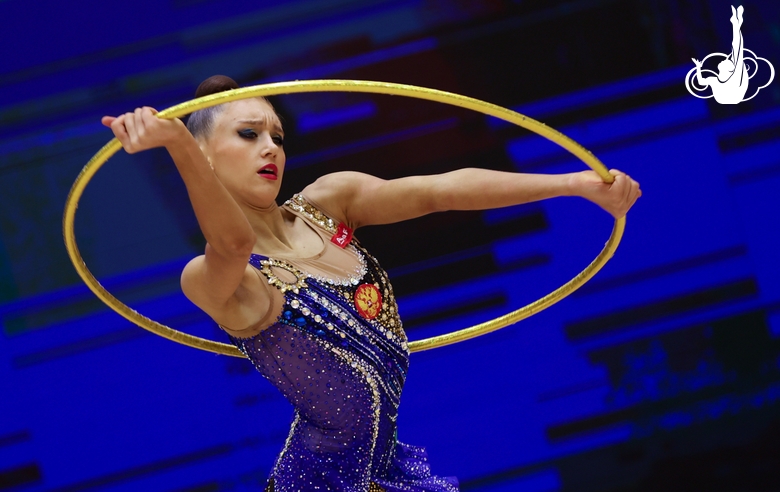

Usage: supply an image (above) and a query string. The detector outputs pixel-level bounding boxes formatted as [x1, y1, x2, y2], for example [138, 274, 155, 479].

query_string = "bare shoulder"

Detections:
[300, 171, 384, 226]
[180, 254, 214, 310]
[300, 170, 376, 205]
[181, 254, 273, 334]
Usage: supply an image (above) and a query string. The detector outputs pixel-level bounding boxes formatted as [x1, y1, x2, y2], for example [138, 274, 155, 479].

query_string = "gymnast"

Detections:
[101, 75, 641, 491]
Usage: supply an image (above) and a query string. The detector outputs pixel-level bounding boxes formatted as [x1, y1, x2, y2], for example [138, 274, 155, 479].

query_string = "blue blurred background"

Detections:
[1, 0, 779, 490]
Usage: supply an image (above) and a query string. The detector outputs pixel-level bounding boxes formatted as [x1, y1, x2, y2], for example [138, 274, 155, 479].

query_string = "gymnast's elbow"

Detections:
[206, 235, 255, 259]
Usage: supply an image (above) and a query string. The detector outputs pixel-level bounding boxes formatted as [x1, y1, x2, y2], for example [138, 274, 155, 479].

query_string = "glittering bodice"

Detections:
[252, 194, 409, 351]
[225, 194, 456, 491]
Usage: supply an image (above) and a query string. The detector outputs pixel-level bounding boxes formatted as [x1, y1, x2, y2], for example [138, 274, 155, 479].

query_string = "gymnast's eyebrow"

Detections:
[237, 119, 284, 134]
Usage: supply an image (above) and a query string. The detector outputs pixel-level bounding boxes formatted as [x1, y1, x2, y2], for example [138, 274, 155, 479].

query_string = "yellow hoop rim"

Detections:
[62, 79, 624, 357]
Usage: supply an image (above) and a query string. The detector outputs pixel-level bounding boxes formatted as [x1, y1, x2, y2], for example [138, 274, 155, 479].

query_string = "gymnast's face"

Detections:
[199, 98, 285, 208]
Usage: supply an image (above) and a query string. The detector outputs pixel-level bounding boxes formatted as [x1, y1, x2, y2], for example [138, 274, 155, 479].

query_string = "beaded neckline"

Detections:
[249, 194, 368, 288]
[250, 251, 367, 289]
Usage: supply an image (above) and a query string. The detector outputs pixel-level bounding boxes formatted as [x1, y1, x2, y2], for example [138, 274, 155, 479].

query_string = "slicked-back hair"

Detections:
[186, 75, 239, 140]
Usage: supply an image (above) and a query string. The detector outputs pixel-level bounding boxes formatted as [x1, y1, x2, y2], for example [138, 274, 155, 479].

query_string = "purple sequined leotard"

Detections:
[225, 194, 459, 492]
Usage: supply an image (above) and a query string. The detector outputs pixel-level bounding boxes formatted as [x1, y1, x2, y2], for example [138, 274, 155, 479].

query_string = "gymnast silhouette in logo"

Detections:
[686, 5, 775, 104]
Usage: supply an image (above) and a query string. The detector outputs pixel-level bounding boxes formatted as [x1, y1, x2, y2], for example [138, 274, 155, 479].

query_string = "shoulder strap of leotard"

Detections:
[284, 193, 341, 235]
[284, 193, 362, 249]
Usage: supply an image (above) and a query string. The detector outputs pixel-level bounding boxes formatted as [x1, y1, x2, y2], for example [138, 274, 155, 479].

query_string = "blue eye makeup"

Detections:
[236, 128, 284, 146]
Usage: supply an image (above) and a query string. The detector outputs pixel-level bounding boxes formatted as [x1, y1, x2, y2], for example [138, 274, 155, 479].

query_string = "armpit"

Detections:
[217, 268, 286, 339]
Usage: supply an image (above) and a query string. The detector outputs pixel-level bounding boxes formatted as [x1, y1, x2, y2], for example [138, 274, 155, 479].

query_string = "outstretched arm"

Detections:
[304, 168, 641, 229]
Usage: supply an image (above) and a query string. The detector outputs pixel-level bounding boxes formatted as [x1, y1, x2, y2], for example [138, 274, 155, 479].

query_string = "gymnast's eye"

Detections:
[237, 129, 257, 139]
[272, 135, 285, 146]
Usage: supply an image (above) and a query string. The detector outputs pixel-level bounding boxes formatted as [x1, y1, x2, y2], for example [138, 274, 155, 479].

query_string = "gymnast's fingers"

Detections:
[140, 107, 160, 130]
[134, 107, 146, 141]
[123, 111, 139, 153]
[623, 175, 632, 202]
[607, 174, 628, 218]
[619, 175, 631, 214]
[109, 114, 131, 149]
[608, 168, 626, 188]
[107, 114, 124, 134]
[140, 106, 156, 119]
[610, 173, 625, 199]
[629, 176, 642, 201]
[627, 180, 641, 209]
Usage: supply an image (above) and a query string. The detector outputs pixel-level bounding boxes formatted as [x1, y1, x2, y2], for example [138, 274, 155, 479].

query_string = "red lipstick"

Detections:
[257, 164, 278, 180]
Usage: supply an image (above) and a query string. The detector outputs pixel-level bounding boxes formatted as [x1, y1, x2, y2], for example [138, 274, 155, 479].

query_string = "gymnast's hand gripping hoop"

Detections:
[63, 80, 625, 356]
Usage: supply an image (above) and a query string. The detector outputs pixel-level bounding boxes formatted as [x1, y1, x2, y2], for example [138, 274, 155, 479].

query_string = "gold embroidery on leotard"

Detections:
[257, 257, 308, 294]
